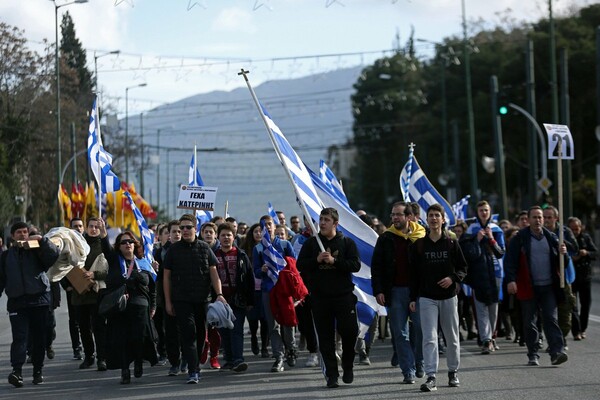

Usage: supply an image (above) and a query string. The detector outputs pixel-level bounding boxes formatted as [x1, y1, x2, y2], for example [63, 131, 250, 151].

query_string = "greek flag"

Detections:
[319, 160, 349, 207]
[258, 103, 324, 225]
[452, 195, 471, 222]
[260, 219, 287, 291]
[188, 151, 212, 228]
[123, 191, 156, 281]
[87, 98, 121, 193]
[267, 202, 280, 224]
[309, 168, 378, 339]
[400, 155, 456, 226]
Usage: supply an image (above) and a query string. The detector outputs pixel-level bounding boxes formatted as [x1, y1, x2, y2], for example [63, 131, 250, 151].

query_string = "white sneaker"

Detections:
[305, 353, 319, 367]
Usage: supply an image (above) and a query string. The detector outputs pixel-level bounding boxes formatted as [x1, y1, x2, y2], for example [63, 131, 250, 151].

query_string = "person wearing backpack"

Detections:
[409, 204, 468, 392]
[297, 207, 361, 389]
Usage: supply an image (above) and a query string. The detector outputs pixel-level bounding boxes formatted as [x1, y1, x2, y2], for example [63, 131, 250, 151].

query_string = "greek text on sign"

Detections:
[543, 123, 574, 160]
[177, 185, 218, 211]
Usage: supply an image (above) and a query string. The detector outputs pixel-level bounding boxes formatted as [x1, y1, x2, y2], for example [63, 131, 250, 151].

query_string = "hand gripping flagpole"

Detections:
[239, 69, 325, 252]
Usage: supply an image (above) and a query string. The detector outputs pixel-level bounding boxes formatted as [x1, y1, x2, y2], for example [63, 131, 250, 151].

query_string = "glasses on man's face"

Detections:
[120, 239, 135, 245]
[390, 213, 405, 218]
[180, 225, 195, 230]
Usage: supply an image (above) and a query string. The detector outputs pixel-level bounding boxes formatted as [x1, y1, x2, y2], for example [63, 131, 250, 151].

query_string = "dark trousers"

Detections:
[297, 295, 318, 353]
[173, 301, 207, 373]
[154, 306, 166, 357]
[521, 284, 564, 358]
[165, 311, 181, 367]
[66, 291, 82, 351]
[118, 304, 147, 370]
[311, 294, 358, 379]
[10, 305, 49, 371]
[76, 303, 107, 360]
[572, 279, 592, 335]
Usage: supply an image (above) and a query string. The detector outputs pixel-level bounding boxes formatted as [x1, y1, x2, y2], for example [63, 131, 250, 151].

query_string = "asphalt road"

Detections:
[0, 282, 599, 400]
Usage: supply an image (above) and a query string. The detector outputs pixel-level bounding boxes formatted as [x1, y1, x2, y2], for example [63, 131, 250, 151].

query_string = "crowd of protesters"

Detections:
[0, 201, 594, 391]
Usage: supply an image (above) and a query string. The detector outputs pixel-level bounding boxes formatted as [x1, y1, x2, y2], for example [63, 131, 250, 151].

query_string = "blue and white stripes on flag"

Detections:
[451, 195, 471, 222]
[309, 167, 378, 339]
[123, 191, 156, 281]
[260, 220, 287, 291]
[268, 202, 280, 225]
[188, 152, 212, 228]
[259, 103, 324, 225]
[400, 155, 456, 226]
[319, 160, 349, 207]
[87, 98, 121, 193]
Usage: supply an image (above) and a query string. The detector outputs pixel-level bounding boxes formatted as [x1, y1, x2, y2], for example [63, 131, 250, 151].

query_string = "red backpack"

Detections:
[269, 257, 308, 327]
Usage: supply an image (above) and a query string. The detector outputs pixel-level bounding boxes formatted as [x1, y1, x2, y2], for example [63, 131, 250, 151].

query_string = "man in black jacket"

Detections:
[297, 207, 360, 389]
[0, 221, 60, 387]
[163, 213, 226, 384]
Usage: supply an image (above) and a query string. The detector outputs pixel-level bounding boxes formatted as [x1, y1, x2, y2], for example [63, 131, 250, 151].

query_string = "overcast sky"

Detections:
[2, 0, 592, 116]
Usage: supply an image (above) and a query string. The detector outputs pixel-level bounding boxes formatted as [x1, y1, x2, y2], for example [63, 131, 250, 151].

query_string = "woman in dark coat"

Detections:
[104, 231, 158, 384]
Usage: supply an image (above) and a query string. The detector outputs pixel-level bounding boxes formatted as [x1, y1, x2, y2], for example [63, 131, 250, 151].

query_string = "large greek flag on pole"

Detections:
[400, 155, 456, 226]
[123, 191, 156, 281]
[87, 98, 121, 193]
[309, 168, 378, 339]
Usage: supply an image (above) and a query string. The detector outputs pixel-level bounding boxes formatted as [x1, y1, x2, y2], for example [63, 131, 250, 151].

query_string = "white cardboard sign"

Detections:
[177, 185, 218, 211]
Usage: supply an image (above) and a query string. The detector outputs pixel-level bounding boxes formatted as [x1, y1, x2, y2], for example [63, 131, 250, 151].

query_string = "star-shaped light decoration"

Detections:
[114, 0, 134, 7]
[253, 0, 273, 11]
[187, 0, 207, 10]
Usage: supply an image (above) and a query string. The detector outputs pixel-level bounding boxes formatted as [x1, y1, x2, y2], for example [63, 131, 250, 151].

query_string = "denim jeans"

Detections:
[220, 306, 247, 364]
[389, 287, 421, 378]
[520, 284, 565, 358]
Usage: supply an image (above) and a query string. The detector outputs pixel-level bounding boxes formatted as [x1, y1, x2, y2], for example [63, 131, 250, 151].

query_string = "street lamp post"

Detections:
[53, 0, 88, 224]
[125, 83, 147, 183]
[94, 50, 120, 92]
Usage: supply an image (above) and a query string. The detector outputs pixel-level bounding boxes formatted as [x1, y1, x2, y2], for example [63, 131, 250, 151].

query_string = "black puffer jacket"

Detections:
[163, 238, 217, 303]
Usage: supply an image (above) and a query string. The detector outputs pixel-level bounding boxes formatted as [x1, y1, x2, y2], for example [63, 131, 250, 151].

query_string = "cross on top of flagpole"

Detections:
[408, 142, 416, 150]
[238, 69, 250, 79]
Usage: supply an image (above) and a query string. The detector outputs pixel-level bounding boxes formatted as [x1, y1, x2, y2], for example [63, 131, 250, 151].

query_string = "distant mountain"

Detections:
[126, 66, 363, 223]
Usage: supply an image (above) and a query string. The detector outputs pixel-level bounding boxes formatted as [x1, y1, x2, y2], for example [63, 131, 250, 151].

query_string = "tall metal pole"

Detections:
[54, 4, 61, 224]
[526, 39, 539, 205]
[166, 149, 170, 219]
[560, 48, 572, 217]
[549, 0, 559, 123]
[490, 76, 508, 218]
[462, 0, 478, 201]
[156, 129, 161, 210]
[70, 122, 77, 185]
[140, 112, 144, 196]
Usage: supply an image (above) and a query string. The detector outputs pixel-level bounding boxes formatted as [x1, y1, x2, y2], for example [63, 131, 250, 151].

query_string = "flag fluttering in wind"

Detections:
[123, 191, 156, 281]
[87, 97, 121, 193]
[267, 202, 280, 225]
[260, 219, 287, 292]
[452, 195, 471, 222]
[400, 154, 456, 226]
[188, 148, 212, 228]
[319, 160, 349, 207]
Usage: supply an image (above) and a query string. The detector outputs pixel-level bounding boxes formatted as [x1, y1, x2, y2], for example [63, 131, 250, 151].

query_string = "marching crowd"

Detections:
[0, 201, 595, 392]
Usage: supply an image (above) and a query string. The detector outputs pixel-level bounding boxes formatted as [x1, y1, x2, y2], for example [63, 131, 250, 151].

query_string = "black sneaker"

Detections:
[326, 377, 339, 388]
[271, 358, 284, 372]
[8, 370, 23, 388]
[551, 352, 568, 366]
[73, 348, 83, 360]
[97, 359, 107, 371]
[402, 375, 415, 384]
[32, 370, 44, 385]
[420, 376, 437, 392]
[251, 336, 259, 355]
[134, 361, 143, 378]
[232, 361, 248, 373]
[79, 356, 95, 369]
[448, 371, 460, 387]
[416, 363, 425, 378]
[286, 349, 298, 367]
[528, 355, 540, 366]
[342, 369, 354, 384]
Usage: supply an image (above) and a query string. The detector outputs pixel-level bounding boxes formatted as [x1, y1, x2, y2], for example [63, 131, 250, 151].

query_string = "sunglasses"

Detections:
[180, 225, 195, 230]
[120, 239, 135, 245]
